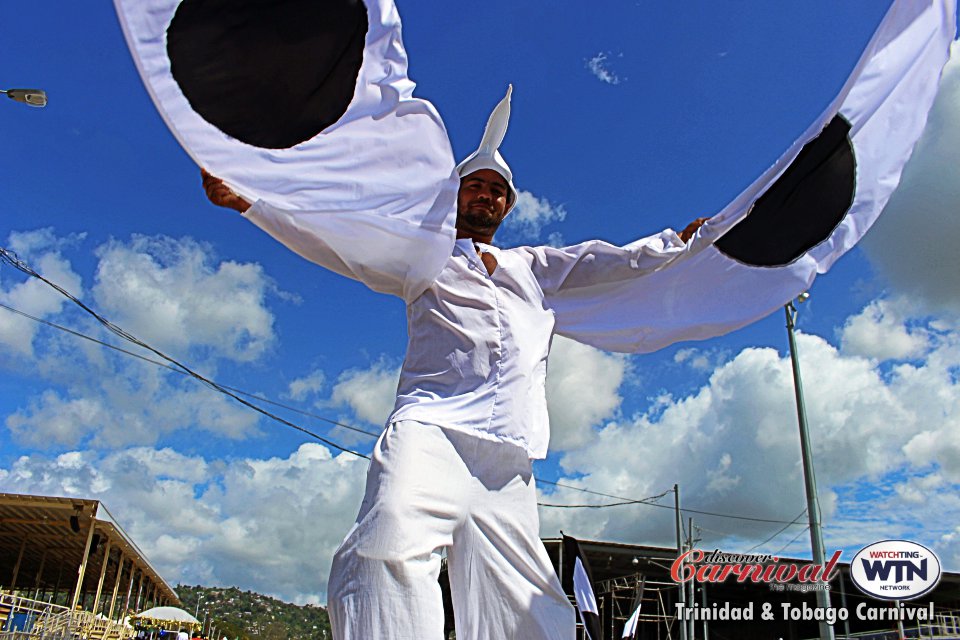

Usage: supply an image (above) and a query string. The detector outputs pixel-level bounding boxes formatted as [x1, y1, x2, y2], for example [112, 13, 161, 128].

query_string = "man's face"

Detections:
[456, 169, 511, 237]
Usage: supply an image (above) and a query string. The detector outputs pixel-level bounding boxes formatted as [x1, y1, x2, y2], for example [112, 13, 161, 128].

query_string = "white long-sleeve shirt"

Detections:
[390, 235, 687, 458]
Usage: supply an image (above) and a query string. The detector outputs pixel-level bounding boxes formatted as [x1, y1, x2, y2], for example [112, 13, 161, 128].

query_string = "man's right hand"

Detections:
[201, 168, 252, 213]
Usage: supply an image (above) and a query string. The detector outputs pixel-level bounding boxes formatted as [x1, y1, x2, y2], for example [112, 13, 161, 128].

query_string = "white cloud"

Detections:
[201, 445, 366, 602]
[840, 297, 930, 360]
[546, 336, 627, 450]
[2, 231, 275, 448]
[939, 524, 960, 570]
[863, 42, 960, 313]
[6, 392, 105, 448]
[5, 365, 262, 448]
[545, 232, 565, 248]
[330, 360, 399, 426]
[0, 229, 84, 356]
[705, 452, 740, 495]
[92, 235, 276, 362]
[673, 347, 723, 372]
[586, 52, 623, 85]
[904, 418, 960, 483]
[0, 445, 368, 605]
[286, 370, 326, 401]
[500, 190, 567, 244]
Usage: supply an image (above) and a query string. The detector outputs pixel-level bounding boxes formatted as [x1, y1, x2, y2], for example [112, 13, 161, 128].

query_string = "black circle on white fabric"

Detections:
[716, 115, 855, 267]
[167, 0, 368, 149]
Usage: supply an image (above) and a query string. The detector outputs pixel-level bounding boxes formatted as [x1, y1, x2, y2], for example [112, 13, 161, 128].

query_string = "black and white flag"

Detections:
[562, 535, 602, 640]
[621, 577, 645, 639]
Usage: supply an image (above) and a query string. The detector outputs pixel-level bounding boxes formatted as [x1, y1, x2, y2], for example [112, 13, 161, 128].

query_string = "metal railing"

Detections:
[0, 592, 131, 640]
[1, 591, 73, 639]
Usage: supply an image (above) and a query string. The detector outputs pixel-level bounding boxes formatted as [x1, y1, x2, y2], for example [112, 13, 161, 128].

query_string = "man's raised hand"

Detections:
[678, 217, 709, 243]
[201, 168, 252, 213]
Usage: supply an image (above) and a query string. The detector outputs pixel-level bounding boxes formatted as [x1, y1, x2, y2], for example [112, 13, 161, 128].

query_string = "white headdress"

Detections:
[456, 85, 517, 212]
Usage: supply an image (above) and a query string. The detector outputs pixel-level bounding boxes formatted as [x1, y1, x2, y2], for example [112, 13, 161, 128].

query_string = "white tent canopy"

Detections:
[132, 606, 201, 628]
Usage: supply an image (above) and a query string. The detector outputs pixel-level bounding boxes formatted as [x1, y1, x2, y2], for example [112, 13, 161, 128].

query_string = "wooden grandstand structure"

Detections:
[0, 493, 179, 639]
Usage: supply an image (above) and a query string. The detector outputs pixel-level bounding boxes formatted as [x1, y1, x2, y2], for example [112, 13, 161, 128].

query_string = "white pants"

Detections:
[328, 420, 575, 639]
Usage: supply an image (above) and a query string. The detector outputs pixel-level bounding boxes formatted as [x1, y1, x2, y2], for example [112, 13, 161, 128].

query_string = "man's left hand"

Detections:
[679, 217, 709, 243]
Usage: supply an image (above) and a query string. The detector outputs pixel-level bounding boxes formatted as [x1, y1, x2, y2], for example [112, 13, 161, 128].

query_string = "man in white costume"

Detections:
[203, 88, 705, 639]
[118, 0, 951, 632]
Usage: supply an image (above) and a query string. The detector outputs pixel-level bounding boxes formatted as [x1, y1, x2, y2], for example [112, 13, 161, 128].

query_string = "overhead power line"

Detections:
[744, 509, 808, 553]
[0, 300, 380, 439]
[537, 487, 672, 509]
[536, 478, 812, 526]
[774, 526, 812, 556]
[0, 246, 370, 459]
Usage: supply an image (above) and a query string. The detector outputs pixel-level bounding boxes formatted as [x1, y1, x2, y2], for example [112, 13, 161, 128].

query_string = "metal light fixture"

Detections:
[2, 88, 47, 107]
[69, 505, 83, 533]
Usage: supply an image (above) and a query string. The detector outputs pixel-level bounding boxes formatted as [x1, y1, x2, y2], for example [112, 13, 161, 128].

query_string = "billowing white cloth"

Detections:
[328, 420, 575, 640]
[548, 0, 956, 354]
[390, 236, 685, 459]
[114, 0, 458, 302]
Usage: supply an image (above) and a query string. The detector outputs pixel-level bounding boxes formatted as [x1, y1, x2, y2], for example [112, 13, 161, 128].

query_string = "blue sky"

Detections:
[1, 1, 959, 605]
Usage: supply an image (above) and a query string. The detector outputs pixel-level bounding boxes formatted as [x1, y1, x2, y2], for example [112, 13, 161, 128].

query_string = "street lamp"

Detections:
[785, 294, 835, 640]
[1, 88, 47, 107]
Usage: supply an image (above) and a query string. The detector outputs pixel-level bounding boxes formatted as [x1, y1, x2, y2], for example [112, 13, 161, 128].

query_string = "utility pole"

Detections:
[674, 484, 687, 640]
[700, 567, 710, 640]
[785, 297, 835, 640]
[687, 517, 696, 640]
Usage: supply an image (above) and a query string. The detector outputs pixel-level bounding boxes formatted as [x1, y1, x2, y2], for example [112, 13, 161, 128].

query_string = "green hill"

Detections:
[176, 585, 331, 640]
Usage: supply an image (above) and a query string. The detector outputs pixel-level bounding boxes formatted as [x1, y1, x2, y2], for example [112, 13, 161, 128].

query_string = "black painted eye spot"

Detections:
[716, 115, 856, 267]
[167, 0, 368, 150]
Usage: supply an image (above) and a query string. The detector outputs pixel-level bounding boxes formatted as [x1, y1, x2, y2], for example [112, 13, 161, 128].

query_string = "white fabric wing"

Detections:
[114, 0, 458, 302]
[537, 0, 955, 354]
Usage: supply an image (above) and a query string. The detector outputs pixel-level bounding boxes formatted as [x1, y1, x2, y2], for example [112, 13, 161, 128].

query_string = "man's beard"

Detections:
[457, 207, 500, 232]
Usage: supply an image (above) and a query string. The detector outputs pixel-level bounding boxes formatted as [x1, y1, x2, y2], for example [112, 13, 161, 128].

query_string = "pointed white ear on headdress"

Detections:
[477, 84, 512, 157]
[456, 85, 518, 211]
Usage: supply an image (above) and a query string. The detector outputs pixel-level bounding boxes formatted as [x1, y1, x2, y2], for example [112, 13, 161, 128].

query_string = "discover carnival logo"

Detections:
[850, 540, 942, 600]
[671, 549, 841, 589]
